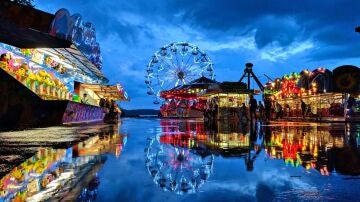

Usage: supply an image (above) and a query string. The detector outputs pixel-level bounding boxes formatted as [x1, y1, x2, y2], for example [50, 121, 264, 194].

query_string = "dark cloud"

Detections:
[310, 43, 360, 61]
[168, 0, 360, 54]
[254, 16, 303, 48]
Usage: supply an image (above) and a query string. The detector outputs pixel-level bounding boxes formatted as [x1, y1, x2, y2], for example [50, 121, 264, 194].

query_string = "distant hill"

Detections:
[121, 109, 159, 117]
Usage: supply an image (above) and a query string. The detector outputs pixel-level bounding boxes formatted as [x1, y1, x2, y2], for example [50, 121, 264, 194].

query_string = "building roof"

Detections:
[160, 76, 219, 99]
[80, 83, 129, 101]
[189, 76, 218, 85]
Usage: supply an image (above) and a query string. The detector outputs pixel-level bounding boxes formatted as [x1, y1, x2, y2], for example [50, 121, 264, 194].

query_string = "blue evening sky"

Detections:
[34, 0, 360, 109]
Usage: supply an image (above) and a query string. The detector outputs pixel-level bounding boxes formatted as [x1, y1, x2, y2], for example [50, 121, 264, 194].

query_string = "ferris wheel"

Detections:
[145, 42, 214, 104]
[145, 136, 214, 194]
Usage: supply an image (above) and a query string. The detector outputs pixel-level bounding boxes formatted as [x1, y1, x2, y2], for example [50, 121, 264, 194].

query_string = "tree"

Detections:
[9, 0, 34, 7]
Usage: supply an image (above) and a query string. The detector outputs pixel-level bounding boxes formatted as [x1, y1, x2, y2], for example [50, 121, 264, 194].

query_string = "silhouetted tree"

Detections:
[9, 0, 34, 7]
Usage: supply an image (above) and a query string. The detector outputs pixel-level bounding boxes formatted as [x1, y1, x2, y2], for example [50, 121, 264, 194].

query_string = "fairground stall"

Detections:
[263, 66, 360, 121]
[63, 82, 129, 123]
[159, 77, 218, 117]
[0, 2, 128, 129]
[200, 81, 259, 122]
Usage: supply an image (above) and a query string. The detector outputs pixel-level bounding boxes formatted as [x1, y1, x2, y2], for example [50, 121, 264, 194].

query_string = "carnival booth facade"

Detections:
[159, 76, 218, 118]
[201, 81, 257, 122]
[0, 2, 128, 130]
[264, 66, 360, 121]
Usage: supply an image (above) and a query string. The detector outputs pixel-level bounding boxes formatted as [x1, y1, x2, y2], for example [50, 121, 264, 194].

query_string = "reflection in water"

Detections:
[263, 122, 360, 175]
[0, 124, 126, 202]
[0, 119, 359, 200]
[144, 119, 266, 195]
[201, 121, 264, 172]
[145, 120, 214, 195]
[146, 119, 360, 195]
[77, 174, 100, 202]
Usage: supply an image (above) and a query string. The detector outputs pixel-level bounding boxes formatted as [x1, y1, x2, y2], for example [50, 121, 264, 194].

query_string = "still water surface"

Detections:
[1, 118, 360, 201]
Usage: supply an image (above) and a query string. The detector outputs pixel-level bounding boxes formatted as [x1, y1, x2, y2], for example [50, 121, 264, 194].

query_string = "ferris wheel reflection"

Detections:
[144, 119, 265, 194]
[145, 135, 213, 195]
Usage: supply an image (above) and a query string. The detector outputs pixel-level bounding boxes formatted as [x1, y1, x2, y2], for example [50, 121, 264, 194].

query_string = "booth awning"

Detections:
[80, 83, 129, 101]
[40, 46, 107, 82]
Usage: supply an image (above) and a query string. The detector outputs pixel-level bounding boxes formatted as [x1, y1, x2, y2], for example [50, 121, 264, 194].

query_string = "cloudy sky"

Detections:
[34, 0, 360, 109]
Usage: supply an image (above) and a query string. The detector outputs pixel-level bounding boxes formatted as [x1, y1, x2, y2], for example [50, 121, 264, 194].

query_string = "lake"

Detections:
[0, 118, 359, 201]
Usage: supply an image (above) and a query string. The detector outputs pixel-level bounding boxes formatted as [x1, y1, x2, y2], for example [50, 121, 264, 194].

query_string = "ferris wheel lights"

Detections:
[171, 47, 177, 52]
[181, 46, 188, 52]
[157, 66, 164, 71]
[147, 87, 154, 95]
[146, 42, 214, 103]
[152, 57, 158, 63]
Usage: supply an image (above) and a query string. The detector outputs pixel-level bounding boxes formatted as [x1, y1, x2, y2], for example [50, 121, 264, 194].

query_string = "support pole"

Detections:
[239, 62, 264, 91]
[247, 71, 251, 91]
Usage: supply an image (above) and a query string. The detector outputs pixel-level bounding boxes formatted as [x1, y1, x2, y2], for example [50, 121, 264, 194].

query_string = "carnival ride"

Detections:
[145, 42, 214, 104]
[239, 63, 264, 91]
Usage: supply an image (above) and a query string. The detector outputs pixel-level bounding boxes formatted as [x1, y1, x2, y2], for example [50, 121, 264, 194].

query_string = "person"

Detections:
[109, 100, 119, 119]
[284, 104, 290, 117]
[0, 53, 11, 64]
[346, 95, 355, 117]
[240, 103, 248, 123]
[105, 99, 111, 109]
[301, 100, 306, 118]
[347, 95, 355, 110]
[275, 102, 282, 119]
[213, 103, 218, 120]
[0, 53, 11, 72]
[245, 121, 262, 171]
[99, 98, 106, 107]
[249, 95, 257, 120]
[81, 93, 89, 104]
[0, 53, 9, 63]
[258, 101, 264, 120]
[264, 98, 271, 120]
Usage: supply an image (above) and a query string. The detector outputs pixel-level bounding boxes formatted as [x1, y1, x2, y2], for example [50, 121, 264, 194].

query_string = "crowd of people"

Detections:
[263, 99, 311, 120]
[202, 94, 336, 122]
[204, 95, 270, 123]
